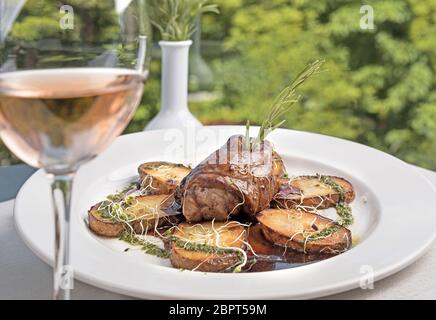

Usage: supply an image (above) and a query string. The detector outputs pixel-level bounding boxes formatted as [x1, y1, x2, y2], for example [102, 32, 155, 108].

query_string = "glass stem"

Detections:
[48, 173, 75, 300]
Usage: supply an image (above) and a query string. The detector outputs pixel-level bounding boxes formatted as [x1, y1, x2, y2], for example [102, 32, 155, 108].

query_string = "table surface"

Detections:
[1, 165, 436, 300]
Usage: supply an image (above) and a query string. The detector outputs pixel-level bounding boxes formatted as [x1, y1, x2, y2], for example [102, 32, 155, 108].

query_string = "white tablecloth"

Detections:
[1, 167, 436, 300]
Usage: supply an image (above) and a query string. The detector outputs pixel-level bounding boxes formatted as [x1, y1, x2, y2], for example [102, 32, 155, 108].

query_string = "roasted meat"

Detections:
[176, 135, 286, 222]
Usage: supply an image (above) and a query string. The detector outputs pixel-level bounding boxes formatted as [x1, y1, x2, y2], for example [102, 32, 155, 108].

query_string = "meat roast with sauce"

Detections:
[175, 135, 286, 222]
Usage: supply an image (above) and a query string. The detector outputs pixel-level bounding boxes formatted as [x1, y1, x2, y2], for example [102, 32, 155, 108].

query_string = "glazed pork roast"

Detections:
[175, 135, 286, 222]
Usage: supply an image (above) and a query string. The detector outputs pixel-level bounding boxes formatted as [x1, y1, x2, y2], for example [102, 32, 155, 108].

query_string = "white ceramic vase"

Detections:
[144, 40, 202, 130]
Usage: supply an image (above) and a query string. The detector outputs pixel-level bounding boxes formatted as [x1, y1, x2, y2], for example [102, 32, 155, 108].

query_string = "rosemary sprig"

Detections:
[148, 0, 219, 41]
[244, 120, 251, 151]
[256, 60, 325, 143]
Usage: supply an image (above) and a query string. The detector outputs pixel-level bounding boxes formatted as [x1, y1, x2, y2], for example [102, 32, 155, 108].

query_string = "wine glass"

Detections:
[0, 0, 151, 299]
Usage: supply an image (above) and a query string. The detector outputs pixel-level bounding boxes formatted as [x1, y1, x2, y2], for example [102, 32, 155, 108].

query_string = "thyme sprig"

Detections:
[256, 60, 325, 143]
[148, 0, 219, 41]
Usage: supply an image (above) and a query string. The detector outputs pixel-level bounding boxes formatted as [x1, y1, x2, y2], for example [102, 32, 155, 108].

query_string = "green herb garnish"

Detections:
[120, 231, 170, 259]
[304, 175, 354, 242]
[256, 60, 325, 143]
[168, 235, 244, 258]
[168, 235, 246, 272]
[318, 175, 345, 200]
[148, 0, 219, 41]
[305, 224, 341, 242]
[335, 202, 353, 227]
[96, 183, 139, 223]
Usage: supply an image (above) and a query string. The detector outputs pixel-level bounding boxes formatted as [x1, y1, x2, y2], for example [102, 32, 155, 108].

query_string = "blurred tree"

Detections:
[9, 0, 119, 42]
[194, 0, 436, 169]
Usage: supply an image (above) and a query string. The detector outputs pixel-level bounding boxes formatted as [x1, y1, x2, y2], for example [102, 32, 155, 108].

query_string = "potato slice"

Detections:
[247, 224, 284, 257]
[169, 222, 246, 272]
[273, 176, 355, 210]
[89, 194, 179, 237]
[256, 208, 351, 254]
[138, 162, 191, 195]
[247, 224, 337, 263]
[88, 206, 124, 237]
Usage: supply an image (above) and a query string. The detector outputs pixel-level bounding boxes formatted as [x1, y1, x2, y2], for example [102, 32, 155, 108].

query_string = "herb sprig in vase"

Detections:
[145, 0, 219, 130]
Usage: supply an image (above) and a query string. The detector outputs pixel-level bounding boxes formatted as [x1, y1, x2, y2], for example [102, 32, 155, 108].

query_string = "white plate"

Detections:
[14, 126, 436, 299]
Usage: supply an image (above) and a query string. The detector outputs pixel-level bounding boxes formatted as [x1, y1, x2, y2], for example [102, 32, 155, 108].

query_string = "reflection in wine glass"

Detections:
[0, 0, 151, 299]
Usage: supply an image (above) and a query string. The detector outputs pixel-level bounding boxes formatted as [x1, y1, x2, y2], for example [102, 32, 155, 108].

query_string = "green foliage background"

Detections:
[1, 0, 436, 170]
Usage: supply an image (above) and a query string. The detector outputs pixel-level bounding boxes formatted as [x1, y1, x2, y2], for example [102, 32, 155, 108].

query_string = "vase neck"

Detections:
[159, 41, 192, 113]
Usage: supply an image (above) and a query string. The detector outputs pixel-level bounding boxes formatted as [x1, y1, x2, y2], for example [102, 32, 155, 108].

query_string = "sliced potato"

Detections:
[273, 176, 355, 210]
[169, 222, 246, 272]
[138, 162, 191, 195]
[256, 208, 351, 254]
[88, 206, 124, 237]
[247, 224, 337, 263]
[89, 194, 180, 237]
